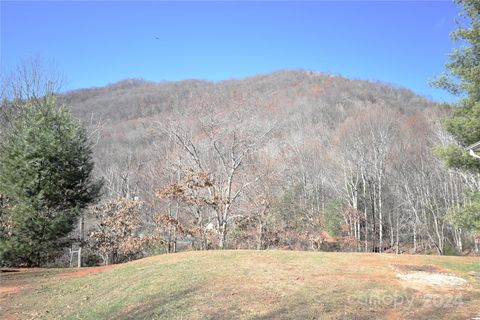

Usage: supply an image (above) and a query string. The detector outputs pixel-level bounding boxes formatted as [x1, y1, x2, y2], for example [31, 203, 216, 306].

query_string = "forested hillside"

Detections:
[55, 70, 478, 262]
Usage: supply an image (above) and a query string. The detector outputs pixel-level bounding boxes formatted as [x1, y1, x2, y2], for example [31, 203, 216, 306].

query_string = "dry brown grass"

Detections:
[1, 250, 479, 319]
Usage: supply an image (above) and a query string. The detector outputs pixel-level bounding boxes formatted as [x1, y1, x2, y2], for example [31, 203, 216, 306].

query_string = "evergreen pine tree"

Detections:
[0, 97, 102, 266]
[433, 0, 480, 236]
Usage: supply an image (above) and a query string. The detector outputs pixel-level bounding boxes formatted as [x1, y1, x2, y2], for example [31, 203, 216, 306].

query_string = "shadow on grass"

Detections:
[251, 303, 376, 320]
[251, 291, 480, 320]
[1, 269, 20, 273]
[116, 286, 201, 320]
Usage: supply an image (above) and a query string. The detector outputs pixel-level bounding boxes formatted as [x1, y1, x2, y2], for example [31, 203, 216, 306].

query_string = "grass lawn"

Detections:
[1, 250, 479, 319]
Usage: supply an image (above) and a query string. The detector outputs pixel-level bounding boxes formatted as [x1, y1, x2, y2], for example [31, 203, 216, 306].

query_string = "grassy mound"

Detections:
[2, 251, 479, 319]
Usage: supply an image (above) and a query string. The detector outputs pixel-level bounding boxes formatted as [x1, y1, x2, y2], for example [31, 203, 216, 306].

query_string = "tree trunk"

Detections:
[413, 217, 417, 254]
[395, 214, 400, 254]
[454, 228, 463, 253]
[371, 182, 377, 252]
[388, 210, 394, 248]
[362, 175, 368, 253]
[378, 182, 383, 253]
[219, 220, 227, 249]
[258, 221, 266, 250]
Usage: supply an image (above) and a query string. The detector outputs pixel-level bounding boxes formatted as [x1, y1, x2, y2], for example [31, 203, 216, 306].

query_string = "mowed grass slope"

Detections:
[2, 251, 479, 320]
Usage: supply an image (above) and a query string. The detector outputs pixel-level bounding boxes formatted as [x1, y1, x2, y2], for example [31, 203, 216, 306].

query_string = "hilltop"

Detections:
[50, 70, 470, 258]
[61, 70, 436, 153]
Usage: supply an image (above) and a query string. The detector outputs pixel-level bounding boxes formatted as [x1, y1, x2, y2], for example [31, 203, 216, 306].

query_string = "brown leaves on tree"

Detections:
[152, 213, 216, 243]
[88, 197, 151, 265]
[156, 171, 219, 207]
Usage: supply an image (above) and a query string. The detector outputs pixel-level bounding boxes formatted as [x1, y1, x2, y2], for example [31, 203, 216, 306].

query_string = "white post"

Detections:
[77, 213, 84, 268]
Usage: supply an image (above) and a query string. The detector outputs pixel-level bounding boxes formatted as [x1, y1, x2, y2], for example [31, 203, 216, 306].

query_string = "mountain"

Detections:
[61, 70, 437, 181]
[56, 70, 469, 257]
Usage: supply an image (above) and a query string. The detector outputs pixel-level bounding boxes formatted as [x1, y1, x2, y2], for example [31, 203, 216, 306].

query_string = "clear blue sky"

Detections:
[1, 1, 461, 102]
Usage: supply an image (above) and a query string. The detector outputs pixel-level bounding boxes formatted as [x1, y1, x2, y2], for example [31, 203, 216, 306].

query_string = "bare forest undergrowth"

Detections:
[1, 250, 479, 320]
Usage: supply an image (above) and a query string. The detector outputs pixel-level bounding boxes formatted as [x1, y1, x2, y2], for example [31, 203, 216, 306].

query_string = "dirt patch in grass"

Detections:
[0, 287, 21, 295]
[397, 272, 467, 287]
[1, 265, 119, 320]
[393, 264, 470, 288]
[58, 264, 118, 278]
[393, 264, 449, 274]
[1, 269, 58, 298]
